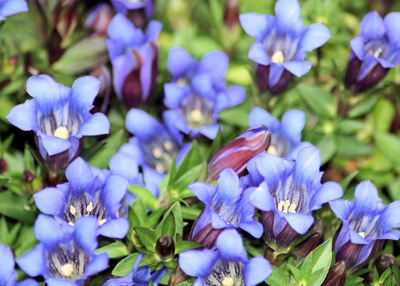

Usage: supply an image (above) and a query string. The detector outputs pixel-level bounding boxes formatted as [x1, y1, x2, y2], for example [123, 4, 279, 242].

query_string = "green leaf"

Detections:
[218, 98, 252, 128]
[337, 119, 365, 135]
[138, 252, 160, 266]
[145, 208, 164, 228]
[157, 202, 183, 239]
[23, 144, 35, 171]
[175, 235, 201, 254]
[340, 171, 358, 190]
[0, 134, 14, 155]
[0, 191, 36, 223]
[181, 206, 201, 220]
[112, 253, 140, 277]
[161, 214, 175, 238]
[134, 227, 157, 251]
[95, 241, 130, 259]
[348, 95, 378, 118]
[298, 238, 332, 286]
[374, 132, 400, 167]
[373, 98, 395, 133]
[297, 84, 337, 118]
[0, 176, 10, 188]
[129, 185, 158, 211]
[266, 266, 290, 286]
[315, 136, 337, 165]
[335, 135, 374, 158]
[53, 36, 108, 74]
[128, 198, 147, 227]
[88, 130, 126, 169]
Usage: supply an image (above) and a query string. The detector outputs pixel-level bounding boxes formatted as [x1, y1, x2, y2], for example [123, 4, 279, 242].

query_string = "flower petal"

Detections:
[0, 244, 15, 285]
[65, 157, 94, 192]
[199, 51, 228, 80]
[310, 182, 343, 211]
[329, 199, 353, 221]
[85, 253, 109, 276]
[283, 61, 312, 77]
[17, 244, 45, 277]
[38, 133, 71, 156]
[126, 109, 163, 140]
[101, 175, 128, 214]
[34, 215, 64, 246]
[216, 229, 247, 261]
[248, 42, 270, 65]
[275, 0, 301, 30]
[164, 83, 186, 109]
[179, 249, 218, 278]
[70, 76, 100, 111]
[249, 183, 276, 212]
[167, 47, 195, 78]
[244, 257, 272, 286]
[239, 12, 269, 40]
[294, 146, 321, 183]
[360, 11, 385, 40]
[384, 13, 400, 47]
[75, 113, 110, 137]
[349, 36, 365, 60]
[6, 100, 37, 131]
[280, 109, 305, 144]
[34, 187, 65, 216]
[74, 217, 98, 253]
[248, 107, 280, 131]
[300, 23, 331, 52]
[353, 180, 381, 217]
[284, 212, 314, 234]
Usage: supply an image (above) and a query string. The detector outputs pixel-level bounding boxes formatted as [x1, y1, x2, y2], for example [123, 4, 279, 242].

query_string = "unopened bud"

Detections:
[90, 65, 112, 114]
[53, 0, 78, 39]
[223, 0, 239, 30]
[23, 170, 35, 183]
[0, 158, 7, 174]
[85, 3, 114, 37]
[294, 220, 324, 261]
[322, 261, 347, 286]
[155, 235, 175, 258]
[207, 126, 271, 181]
[375, 253, 395, 275]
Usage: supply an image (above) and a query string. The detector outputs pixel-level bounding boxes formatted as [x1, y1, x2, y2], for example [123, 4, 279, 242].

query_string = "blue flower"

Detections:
[0, 0, 28, 20]
[249, 107, 310, 159]
[6, 75, 110, 171]
[103, 254, 166, 286]
[106, 14, 161, 108]
[240, 0, 330, 94]
[17, 215, 109, 286]
[163, 72, 245, 140]
[34, 157, 129, 239]
[344, 11, 400, 93]
[0, 244, 37, 286]
[330, 181, 400, 272]
[110, 0, 153, 22]
[179, 229, 272, 286]
[248, 146, 343, 249]
[189, 169, 264, 244]
[110, 109, 191, 198]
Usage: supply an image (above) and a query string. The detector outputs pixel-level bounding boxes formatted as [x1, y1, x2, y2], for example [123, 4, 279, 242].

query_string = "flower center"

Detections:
[176, 78, 187, 87]
[144, 136, 178, 173]
[54, 126, 69, 139]
[358, 232, 365, 238]
[271, 50, 285, 63]
[180, 94, 214, 129]
[60, 264, 74, 277]
[205, 261, 244, 286]
[268, 135, 291, 157]
[277, 200, 297, 213]
[268, 145, 279, 155]
[64, 196, 107, 227]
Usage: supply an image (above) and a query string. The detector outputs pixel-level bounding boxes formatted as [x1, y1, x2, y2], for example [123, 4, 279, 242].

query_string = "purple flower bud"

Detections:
[223, 0, 239, 30]
[85, 3, 114, 37]
[53, 0, 78, 39]
[0, 158, 7, 174]
[374, 253, 396, 275]
[322, 261, 347, 286]
[90, 65, 112, 114]
[156, 235, 175, 258]
[207, 127, 271, 181]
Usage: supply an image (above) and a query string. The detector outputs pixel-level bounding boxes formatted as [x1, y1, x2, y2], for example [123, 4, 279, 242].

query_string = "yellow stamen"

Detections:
[222, 277, 234, 286]
[69, 221, 74, 226]
[54, 126, 69, 139]
[271, 51, 285, 63]
[288, 203, 297, 213]
[98, 219, 107, 226]
[268, 145, 278, 155]
[69, 205, 76, 216]
[278, 200, 297, 213]
[60, 263, 74, 277]
[163, 141, 173, 152]
[152, 147, 163, 159]
[358, 232, 366, 238]
[190, 109, 202, 122]
[155, 162, 165, 173]
[86, 202, 93, 213]
[177, 78, 186, 87]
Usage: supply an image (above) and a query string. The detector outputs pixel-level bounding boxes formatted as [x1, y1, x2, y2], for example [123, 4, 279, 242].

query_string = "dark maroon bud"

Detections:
[322, 261, 347, 286]
[85, 3, 114, 37]
[255, 64, 294, 94]
[90, 65, 112, 114]
[0, 158, 7, 174]
[375, 253, 395, 275]
[122, 54, 144, 109]
[53, 0, 78, 39]
[294, 220, 324, 261]
[368, 0, 393, 15]
[155, 235, 175, 258]
[127, 9, 148, 30]
[223, 0, 239, 30]
[191, 223, 224, 249]
[23, 170, 35, 183]
[207, 127, 271, 181]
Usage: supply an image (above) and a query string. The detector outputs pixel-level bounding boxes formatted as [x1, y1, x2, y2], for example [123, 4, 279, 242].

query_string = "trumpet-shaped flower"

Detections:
[164, 72, 245, 140]
[345, 11, 400, 93]
[0, 0, 28, 20]
[34, 157, 129, 239]
[107, 14, 161, 108]
[17, 215, 108, 286]
[6, 75, 110, 171]
[249, 107, 310, 159]
[190, 169, 264, 242]
[240, 0, 330, 94]
[179, 229, 272, 286]
[248, 146, 343, 249]
[330, 181, 400, 271]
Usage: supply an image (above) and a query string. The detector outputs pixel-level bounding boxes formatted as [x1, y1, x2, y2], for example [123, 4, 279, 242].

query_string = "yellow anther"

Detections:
[369, 48, 383, 58]
[163, 141, 173, 152]
[288, 203, 297, 213]
[190, 109, 202, 122]
[86, 202, 93, 213]
[69, 221, 74, 226]
[116, 211, 120, 218]
[98, 219, 107, 226]
[270, 51, 285, 63]
[69, 205, 76, 216]
[222, 277, 234, 286]
[152, 147, 163, 159]
[177, 78, 186, 87]
[278, 200, 296, 213]
[155, 162, 165, 173]
[54, 126, 69, 139]
[358, 232, 366, 238]
[60, 263, 74, 277]
[268, 145, 278, 155]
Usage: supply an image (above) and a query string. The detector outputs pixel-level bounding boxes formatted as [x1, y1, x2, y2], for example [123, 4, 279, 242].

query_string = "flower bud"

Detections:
[322, 261, 346, 286]
[207, 126, 271, 181]
[0, 158, 7, 174]
[85, 3, 114, 37]
[374, 253, 395, 275]
[256, 64, 294, 94]
[53, 0, 78, 40]
[23, 170, 35, 183]
[90, 65, 112, 114]
[155, 235, 175, 258]
[368, 0, 393, 15]
[294, 220, 323, 261]
[223, 0, 239, 30]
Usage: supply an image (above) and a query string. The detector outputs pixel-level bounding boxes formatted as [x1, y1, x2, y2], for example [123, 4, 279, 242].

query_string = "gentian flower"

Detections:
[179, 229, 272, 286]
[106, 14, 161, 108]
[85, 3, 114, 37]
[248, 146, 343, 249]
[344, 11, 400, 93]
[103, 254, 166, 286]
[207, 126, 271, 181]
[110, 0, 153, 28]
[330, 181, 400, 272]
[34, 157, 129, 239]
[0, 0, 28, 20]
[6, 75, 110, 171]
[248, 107, 310, 159]
[163, 73, 245, 140]
[0, 244, 37, 286]
[240, 0, 330, 94]
[189, 169, 264, 247]
[17, 215, 108, 285]
[167, 47, 228, 92]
